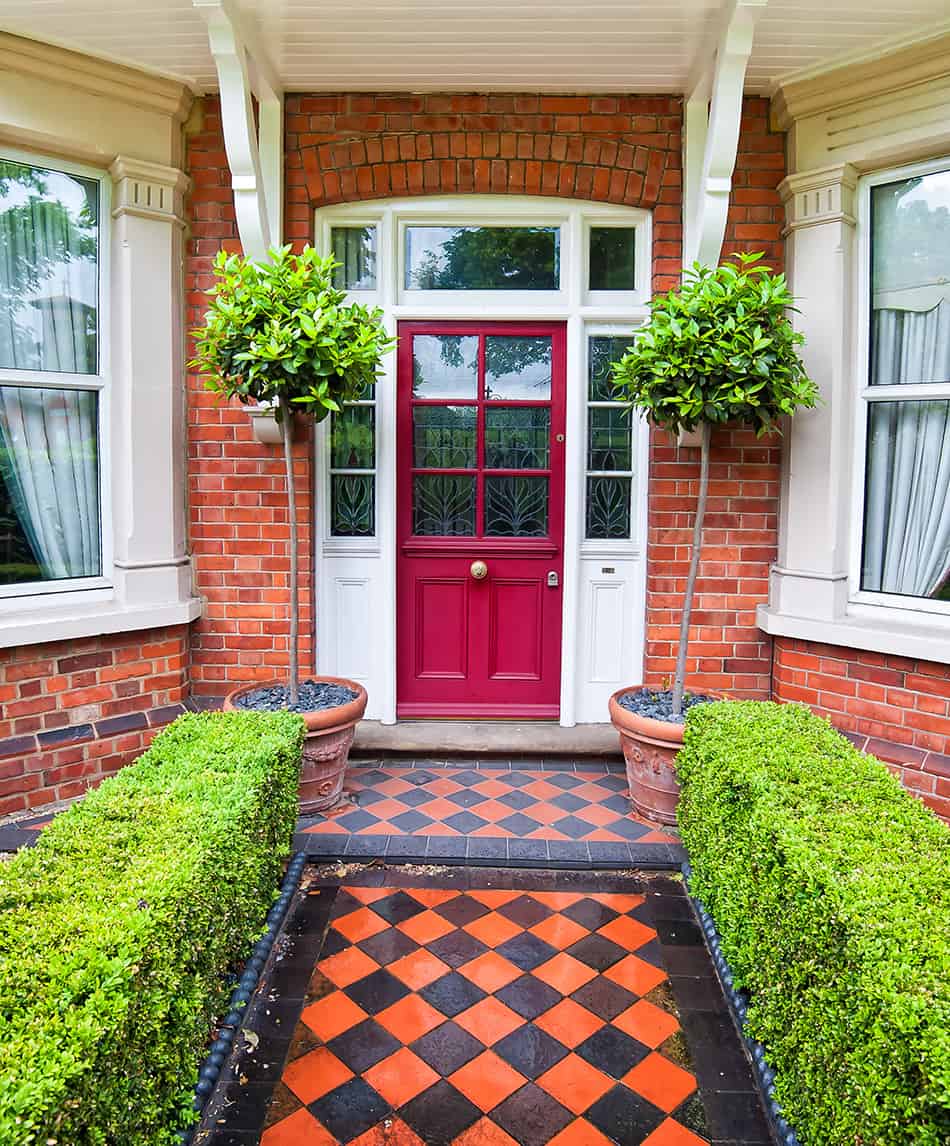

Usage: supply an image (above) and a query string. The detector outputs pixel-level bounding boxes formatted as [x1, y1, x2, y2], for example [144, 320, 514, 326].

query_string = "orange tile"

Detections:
[614, 999, 681, 1049]
[363, 798, 412, 821]
[604, 955, 668, 996]
[624, 1053, 697, 1114]
[452, 1116, 521, 1146]
[589, 892, 645, 912]
[534, 998, 604, 1048]
[598, 914, 656, 951]
[533, 952, 598, 995]
[397, 910, 458, 944]
[532, 891, 584, 910]
[449, 1049, 527, 1111]
[363, 1046, 440, 1108]
[334, 907, 389, 944]
[467, 889, 521, 909]
[640, 830, 678, 845]
[545, 1118, 616, 1146]
[471, 800, 515, 823]
[457, 951, 523, 993]
[471, 778, 510, 798]
[522, 779, 561, 800]
[424, 778, 463, 797]
[301, 991, 368, 1042]
[282, 1046, 353, 1105]
[416, 796, 466, 820]
[388, 948, 452, 990]
[529, 913, 589, 950]
[640, 1117, 709, 1146]
[304, 820, 348, 835]
[536, 1053, 614, 1114]
[454, 996, 524, 1045]
[526, 826, 568, 841]
[573, 804, 621, 827]
[349, 1116, 428, 1146]
[358, 821, 399, 836]
[472, 823, 514, 838]
[318, 946, 379, 989]
[376, 994, 445, 1043]
[408, 887, 460, 908]
[583, 828, 629, 843]
[261, 1108, 338, 1146]
[424, 823, 464, 837]
[463, 912, 523, 948]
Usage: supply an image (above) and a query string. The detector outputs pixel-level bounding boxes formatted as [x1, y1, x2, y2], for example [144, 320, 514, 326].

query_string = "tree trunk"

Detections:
[671, 421, 712, 719]
[280, 397, 300, 706]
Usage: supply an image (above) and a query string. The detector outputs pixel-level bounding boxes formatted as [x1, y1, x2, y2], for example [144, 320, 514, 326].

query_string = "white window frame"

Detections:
[848, 155, 950, 620]
[0, 146, 112, 603]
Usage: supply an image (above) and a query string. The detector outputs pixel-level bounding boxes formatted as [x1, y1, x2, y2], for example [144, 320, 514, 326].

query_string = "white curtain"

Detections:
[863, 300, 950, 597]
[0, 387, 100, 579]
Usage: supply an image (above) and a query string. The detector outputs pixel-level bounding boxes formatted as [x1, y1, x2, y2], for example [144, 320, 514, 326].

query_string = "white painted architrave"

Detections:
[312, 197, 652, 725]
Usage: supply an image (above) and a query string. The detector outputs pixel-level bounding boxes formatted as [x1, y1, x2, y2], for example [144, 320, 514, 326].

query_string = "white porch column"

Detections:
[767, 163, 858, 620]
[109, 157, 194, 608]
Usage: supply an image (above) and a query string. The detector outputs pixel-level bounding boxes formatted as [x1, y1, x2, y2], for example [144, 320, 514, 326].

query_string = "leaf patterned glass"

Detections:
[413, 474, 476, 536]
[405, 226, 560, 290]
[586, 477, 631, 540]
[413, 406, 477, 468]
[588, 407, 632, 471]
[589, 227, 636, 291]
[485, 476, 549, 537]
[330, 405, 375, 469]
[486, 335, 552, 399]
[331, 226, 377, 290]
[412, 334, 479, 398]
[485, 407, 550, 469]
[588, 335, 630, 401]
[331, 474, 375, 536]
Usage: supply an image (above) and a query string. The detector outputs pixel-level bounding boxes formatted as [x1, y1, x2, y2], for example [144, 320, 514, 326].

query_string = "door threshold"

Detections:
[353, 718, 620, 759]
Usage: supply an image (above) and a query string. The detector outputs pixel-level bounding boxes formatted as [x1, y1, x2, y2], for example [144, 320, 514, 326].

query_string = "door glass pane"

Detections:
[330, 404, 375, 469]
[486, 335, 552, 399]
[589, 227, 636, 291]
[586, 476, 631, 540]
[588, 335, 631, 401]
[413, 406, 477, 468]
[485, 408, 550, 469]
[413, 334, 478, 398]
[0, 160, 99, 374]
[331, 474, 375, 536]
[331, 225, 377, 290]
[588, 407, 632, 471]
[485, 476, 549, 537]
[413, 474, 476, 536]
[405, 226, 560, 290]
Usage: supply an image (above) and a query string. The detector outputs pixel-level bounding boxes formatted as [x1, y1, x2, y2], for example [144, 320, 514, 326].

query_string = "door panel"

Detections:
[397, 321, 566, 718]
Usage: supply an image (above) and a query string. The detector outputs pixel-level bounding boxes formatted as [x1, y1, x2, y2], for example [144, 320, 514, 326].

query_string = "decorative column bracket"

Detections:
[683, 0, 768, 268]
[193, 0, 283, 261]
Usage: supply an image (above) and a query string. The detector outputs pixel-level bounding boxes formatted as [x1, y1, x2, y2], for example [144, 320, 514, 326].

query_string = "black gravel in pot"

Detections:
[234, 679, 358, 714]
[617, 687, 713, 724]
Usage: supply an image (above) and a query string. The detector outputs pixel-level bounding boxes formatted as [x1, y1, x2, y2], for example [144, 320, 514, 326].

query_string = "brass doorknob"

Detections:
[470, 560, 488, 580]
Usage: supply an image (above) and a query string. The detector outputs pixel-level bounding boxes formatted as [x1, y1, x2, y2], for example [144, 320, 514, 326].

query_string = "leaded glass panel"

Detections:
[412, 334, 478, 398]
[413, 474, 476, 536]
[588, 407, 632, 471]
[585, 477, 631, 540]
[588, 335, 630, 401]
[485, 408, 550, 469]
[330, 404, 375, 469]
[413, 406, 477, 468]
[486, 335, 552, 399]
[484, 476, 549, 537]
[331, 226, 377, 290]
[405, 225, 560, 290]
[331, 474, 375, 536]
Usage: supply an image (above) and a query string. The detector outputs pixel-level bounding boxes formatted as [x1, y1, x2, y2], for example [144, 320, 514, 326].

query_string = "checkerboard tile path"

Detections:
[260, 884, 708, 1145]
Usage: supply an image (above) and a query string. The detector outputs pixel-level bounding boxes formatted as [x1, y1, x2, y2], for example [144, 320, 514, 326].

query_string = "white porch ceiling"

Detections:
[1, 0, 948, 94]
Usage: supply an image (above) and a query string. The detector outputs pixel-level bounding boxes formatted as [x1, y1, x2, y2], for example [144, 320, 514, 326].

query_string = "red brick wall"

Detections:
[0, 627, 189, 815]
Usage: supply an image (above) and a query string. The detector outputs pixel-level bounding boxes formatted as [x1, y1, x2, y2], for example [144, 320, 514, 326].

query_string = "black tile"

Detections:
[411, 1021, 484, 1076]
[656, 918, 705, 946]
[679, 1011, 758, 1092]
[587, 842, 633, 865]
[668, 975, 728, 1013]
[550, 792, 587, 813]
[700, 1089, 773, 1142]
[571, 977, 638, 1022]
[656, 944, 713, 976]
[334, 809, 378, 832]
[404, 769, 439, 785]
[344, 968, 410, 1015]
[302, 834, 345, 857]
[390, 810, 435, 833]
[320, 928, 352, 958]
[494, 1024, 569, 1079]
[497, 813, 543, 836]
[447, 788, 486, 809]
[308, 1076, 390, 1142]
[468, 838, 509, 862]
[491, 1083, 573, 1146]
[429, 930, 489, 969]
[327, 1019, 401, 1074]
[546, 772, 584, 790]
[586, 1083, 665, 1141]
[599, 773, 629, 791]
[385, 836, 429, 859]
[202, 1082, 272, 1132]
[420, 972, 487, 1018]
[356, 768, 391, 785]
[563, 897, 620, 931]
[200, 1132, 262, 1145]
[551, 814, 596, 840]
[396, 786, 434, 808]
[644, 896, 697, 922]
[499, 790, 537, 811]
[496, 974, 562, 1021]
[497, 895, 553, 928]
[674, 1093, 710, 1136]
[565, 933, 627, 972]
[425, 837, 468, 860]
[496, 932, 558, 972]
[434, 895, 490, 927]
[444, 811, 489, 834]
[634, 938, 666, 968]
[370, 891, 427, 926]
[344, 835, 390, 858]
[508, 839, 549, 863]
[450, 769, 486, 787]
[358, 928, 418, 966]
[400, 1080, 481, 1146]
[502, 771, 536, 787]
[576, 1026, 650, 1079]
[605, 817, 650, 841]
[602, 792, 633, 814]
[547, 841, 590, 863]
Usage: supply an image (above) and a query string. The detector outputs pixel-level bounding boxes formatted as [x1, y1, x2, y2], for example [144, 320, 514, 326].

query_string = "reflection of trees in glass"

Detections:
[486, 335, 552, 398]
[588, 336, 631, 401]
[407, 226, 559, 290]
[330, 405, 375, 469]
[872, 173, 950, 293]
[413, 406, 477, 468]
[331, 226, 377, 290]
[589, 228, 636, 290]
[485, 408, 550, 468]
[412, 334, 478, 396]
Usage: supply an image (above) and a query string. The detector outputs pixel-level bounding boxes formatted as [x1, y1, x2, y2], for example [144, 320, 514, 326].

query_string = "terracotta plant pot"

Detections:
[223, 677, 368, 814]
[608, 687, 685, 826]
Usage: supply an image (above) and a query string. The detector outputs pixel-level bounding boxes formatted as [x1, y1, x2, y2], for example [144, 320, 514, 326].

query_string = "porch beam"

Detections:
[193, 0, 283, 260]
[683, 0, 767, 268]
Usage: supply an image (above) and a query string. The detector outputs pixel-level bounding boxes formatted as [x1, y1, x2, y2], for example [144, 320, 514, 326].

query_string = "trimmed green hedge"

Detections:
[0, 711, 304, 1146]
[677, 701, 950, 1146]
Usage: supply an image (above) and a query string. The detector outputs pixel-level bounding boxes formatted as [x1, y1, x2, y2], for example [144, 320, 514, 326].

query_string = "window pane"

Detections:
[589, 227, 636, 291]
[871, 169, 950, 386]
[485, 476, 549, 537]
[0, 160, 99, 374]
[861, 400, 950, 600]
[0, 386, 100, 583]
[588, 407, 632, 471]
[331, 474, 375, 536]
[330, 404, 374, 469]
[405, 226, 560, 290]
[588, 335, 630, 401]
[486, 335, 552, 399]
[413, 406, 477, 468]
[413, 474, 476, 536]
[412, 334, 478, 398]
[485, 407, 550, 469]
[586, 476, 631, 540]
[331, 226, 377, 290]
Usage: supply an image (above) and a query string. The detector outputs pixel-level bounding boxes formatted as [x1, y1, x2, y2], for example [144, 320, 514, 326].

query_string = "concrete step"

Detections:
[352, 719, 622, 760]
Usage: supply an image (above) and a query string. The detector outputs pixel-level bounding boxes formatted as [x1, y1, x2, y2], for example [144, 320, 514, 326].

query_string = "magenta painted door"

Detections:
[397, 321, 566, 718]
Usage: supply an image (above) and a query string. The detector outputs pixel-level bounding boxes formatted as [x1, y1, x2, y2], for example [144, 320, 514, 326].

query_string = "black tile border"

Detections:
[0, 702, 190, 761]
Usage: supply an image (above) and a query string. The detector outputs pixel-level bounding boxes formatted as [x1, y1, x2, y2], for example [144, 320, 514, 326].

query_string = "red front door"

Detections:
[397, 321, 566, 718]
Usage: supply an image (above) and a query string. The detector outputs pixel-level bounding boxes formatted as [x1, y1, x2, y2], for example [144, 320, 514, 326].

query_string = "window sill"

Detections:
[0, 595, 203, 649]
[756, 602, 950, 665]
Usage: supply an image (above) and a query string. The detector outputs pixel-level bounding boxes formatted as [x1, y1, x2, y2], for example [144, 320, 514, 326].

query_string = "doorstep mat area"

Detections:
[198, 865, 772, 1145]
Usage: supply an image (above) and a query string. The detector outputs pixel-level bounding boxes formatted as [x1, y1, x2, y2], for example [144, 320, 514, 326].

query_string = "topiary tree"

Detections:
[612, 252, 818, 718]
[190, 245, 395, 706]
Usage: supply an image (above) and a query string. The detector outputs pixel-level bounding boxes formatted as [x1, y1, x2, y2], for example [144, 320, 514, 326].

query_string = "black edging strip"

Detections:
[683, 863, 800, 1146]
[177, 852, 308, 1146]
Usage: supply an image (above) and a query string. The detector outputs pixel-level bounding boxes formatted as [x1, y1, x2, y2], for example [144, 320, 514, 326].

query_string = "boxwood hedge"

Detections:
[677, 701, 950, 1146]
[0, 710, 304, 1146]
